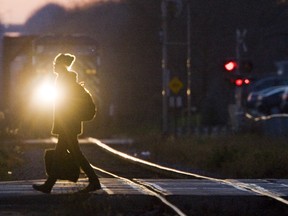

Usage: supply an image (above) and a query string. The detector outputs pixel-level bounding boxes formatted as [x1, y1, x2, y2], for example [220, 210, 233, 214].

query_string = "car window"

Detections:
[249, 77, 288, 92]
[262, 86, 288, 96]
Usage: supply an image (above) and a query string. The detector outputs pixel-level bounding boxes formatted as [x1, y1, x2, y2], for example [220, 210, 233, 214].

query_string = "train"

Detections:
[1, 34, 101, 138]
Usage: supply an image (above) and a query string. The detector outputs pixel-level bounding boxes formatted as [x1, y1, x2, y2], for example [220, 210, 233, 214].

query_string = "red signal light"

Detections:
[234, 78, 251, 86]
[235, 78, 243, 86]
[243, 78, 250, 85]
[224, 61, 237, 72]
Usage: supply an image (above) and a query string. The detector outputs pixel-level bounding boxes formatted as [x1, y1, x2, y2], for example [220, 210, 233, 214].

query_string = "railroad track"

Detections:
[64, 137, 288, 215]
[15, 138, 191, 215]
[87, 138, 288, 214]
[7, 137, 288, 215]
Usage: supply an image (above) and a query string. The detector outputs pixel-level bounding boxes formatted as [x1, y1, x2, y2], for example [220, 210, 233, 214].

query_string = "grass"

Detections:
[0, 143, 23, 180]
[1, 132, 288, 180]
[134, 133, 288, 179]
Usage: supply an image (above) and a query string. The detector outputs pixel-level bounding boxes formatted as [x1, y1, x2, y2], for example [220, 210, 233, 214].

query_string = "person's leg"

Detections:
[32, 135, 66, 193]
[32, 176, 56, 194]
[67, 134, 101, 191]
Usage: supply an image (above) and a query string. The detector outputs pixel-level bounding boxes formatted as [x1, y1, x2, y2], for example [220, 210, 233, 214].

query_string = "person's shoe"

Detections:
[32, 184, 52, 194]
[78, 182, 101, 193]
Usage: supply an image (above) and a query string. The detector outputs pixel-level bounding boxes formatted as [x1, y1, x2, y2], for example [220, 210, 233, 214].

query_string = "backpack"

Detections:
[76, 84, 97, 121]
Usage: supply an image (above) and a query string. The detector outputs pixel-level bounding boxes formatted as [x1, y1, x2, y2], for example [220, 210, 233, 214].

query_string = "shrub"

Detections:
[135, 134, 288, 178]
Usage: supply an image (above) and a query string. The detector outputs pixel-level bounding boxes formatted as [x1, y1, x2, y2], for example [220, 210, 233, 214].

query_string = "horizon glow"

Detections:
[0, 0, 120, 25]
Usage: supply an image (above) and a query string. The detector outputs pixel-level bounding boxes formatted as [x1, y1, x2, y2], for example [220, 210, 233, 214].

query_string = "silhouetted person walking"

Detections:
[33, 53, 101, 193]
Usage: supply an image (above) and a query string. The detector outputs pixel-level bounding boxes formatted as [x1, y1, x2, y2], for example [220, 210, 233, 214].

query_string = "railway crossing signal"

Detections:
[234, 77, 251, 87]
[224, 60, 237, 72]
[223, 59, 253, 87]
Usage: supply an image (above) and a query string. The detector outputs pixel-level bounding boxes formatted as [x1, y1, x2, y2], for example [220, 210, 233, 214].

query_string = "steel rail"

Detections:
[88, 137, 288, 206]
[19, 138, 288, 206]
[89, 163, 187, 216]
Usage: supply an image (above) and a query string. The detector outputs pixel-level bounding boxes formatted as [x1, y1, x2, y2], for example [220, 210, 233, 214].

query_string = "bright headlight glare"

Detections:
[34, 82, 56, 104]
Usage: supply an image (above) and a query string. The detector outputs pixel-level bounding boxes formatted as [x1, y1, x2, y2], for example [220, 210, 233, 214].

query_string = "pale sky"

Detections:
[0, 0, 117, 24]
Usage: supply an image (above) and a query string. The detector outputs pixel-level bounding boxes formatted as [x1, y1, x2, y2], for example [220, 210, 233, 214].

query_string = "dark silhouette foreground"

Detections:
[33, 53, 101, 193]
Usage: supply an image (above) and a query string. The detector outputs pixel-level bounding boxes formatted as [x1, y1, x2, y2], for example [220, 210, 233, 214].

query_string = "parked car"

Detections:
[280, 87, 288, 113]
[256, 86, 288, 115]
[257, 86, 288, 115]
[246, 87, 277, 109]
[246, 76, 288, 93]
[243, 76, 288, 108]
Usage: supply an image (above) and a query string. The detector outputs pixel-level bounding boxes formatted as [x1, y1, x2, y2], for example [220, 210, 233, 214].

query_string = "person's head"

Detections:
[53, 53, 75, 74]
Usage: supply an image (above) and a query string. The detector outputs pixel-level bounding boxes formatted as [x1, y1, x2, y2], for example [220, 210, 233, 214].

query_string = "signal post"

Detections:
[223, 29, 253, 131]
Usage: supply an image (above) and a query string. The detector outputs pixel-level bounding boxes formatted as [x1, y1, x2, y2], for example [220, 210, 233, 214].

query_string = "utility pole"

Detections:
[161, 0, 169, 135]
[186, 2, 191, 134]
[161, 0, 190, 135]
[234, 29, 247, 131]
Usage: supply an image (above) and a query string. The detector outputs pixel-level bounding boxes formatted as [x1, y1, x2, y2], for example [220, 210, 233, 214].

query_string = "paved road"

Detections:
[2, 139, 288, 215]
[1, 178, 288, 215]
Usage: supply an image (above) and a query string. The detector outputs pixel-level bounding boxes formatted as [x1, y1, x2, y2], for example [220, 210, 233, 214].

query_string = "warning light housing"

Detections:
[233, 78, 251, 87]
[224, 61, 237, 72]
